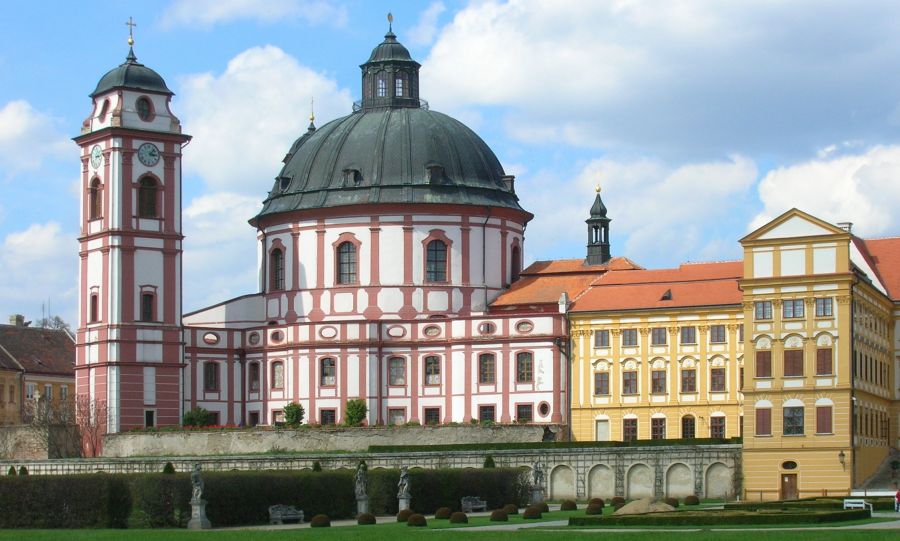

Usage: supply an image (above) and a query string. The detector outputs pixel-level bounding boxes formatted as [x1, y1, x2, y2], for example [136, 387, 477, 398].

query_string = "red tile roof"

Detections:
[857, 237, 900, 301]
[0, 325, 75, 376]
[571, 261, 743, 312]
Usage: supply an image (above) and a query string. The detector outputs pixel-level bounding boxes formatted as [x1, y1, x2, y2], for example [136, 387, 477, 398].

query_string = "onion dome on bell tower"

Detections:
[586, 185, 612, 265]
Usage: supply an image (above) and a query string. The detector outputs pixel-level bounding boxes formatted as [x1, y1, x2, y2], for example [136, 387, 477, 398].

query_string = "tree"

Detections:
[35, 315, 71, 332]
[74, 394, 108, 458]
[344, 399, 367, 427]
[182, 407, 212, 427]
[284, 402, 305, 426]
[24, 393, 79, 458]
[483, 455, 496, 468]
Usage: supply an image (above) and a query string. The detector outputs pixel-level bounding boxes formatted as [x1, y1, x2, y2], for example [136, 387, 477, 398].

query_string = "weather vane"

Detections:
[126, 16, 137, 46]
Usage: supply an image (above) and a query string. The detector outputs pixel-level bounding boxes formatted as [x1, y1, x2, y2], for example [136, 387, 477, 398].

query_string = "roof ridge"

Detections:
[680, 259, 742, 266]
[862, 235, 900, 241]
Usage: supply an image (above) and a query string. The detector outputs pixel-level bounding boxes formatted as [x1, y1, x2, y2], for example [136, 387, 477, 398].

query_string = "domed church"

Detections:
[75, 24, 612, 431]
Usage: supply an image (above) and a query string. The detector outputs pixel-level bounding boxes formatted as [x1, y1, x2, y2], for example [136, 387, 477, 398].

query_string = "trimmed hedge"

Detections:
[490, 510, 508, 521]
[503, 503, 519, 515]
[560, 499, 577, 511]
[397, 509, 414, 523]
[585, 503, 603, 515]
[450, 511, 468, 524]
[405, 467, 529, 514]
[588, 498, 604, 507]
[664, 497, 679, 508]
[407, 513, 427, 527]
[569, 509, 871, 527]
[684, 495, 700, 505]
[0, 474, 132, 528]
[310, 514, 330, 528]
[537, 501, 550, 513]
[435, 506, 452, 519]
[725, 497, 895, 512]
[357, 513, 376, 525]
[610, 496, 625, 506]
[523, 506, 542, 519]
[369, 437, 741, 454]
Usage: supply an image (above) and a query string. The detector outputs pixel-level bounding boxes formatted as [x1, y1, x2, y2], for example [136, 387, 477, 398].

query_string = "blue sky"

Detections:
[2, 0, 900, 326]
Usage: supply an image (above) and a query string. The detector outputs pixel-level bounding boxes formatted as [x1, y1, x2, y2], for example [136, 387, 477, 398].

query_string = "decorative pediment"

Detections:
[742, 208, 847, 243]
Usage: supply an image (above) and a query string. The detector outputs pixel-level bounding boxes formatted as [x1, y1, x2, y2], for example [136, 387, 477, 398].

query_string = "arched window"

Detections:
[426, 240, 447, 282]
[136, 97, 152, 121]
[138, 177, 157, 218]
[337, 242, 357, 284]
[681, 415, 695, 439]
[89, 179, 102, 220]
[271, 248, 285, 290]
[89, 293, 99, 323]
[271, 361, 284, 389]
[376, 75, 387, 97]
[511, 245, 521, 282]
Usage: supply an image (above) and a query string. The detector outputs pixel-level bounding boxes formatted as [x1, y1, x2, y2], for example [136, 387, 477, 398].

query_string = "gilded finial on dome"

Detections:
[126, 16, 136, 46]
[595, 184, 601, 193]
[387, 12, 393, 32]
[310, 97, 315, 123]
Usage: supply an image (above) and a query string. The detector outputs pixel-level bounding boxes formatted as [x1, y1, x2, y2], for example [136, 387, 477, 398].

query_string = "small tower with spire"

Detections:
[585, 185, 612, 265]
[359, 13, 422, 110]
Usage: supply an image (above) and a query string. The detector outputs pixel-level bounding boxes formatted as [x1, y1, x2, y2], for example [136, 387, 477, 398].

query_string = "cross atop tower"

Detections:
[126, 16, 137, 46]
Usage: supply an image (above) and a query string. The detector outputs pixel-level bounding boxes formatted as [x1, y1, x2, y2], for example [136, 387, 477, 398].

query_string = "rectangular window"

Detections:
[203, 362, 219, 392]
[756, 350, 772, 378]
[738, 324, 744, 342]
[739, 367, 744, 390]
[140, 293, 154, 322]
[90, 294, 99, 323]
[388, 408, 406, 426]
[680, 326, 696, 344]
[424, 356, 441, 385]
[755, 300, 773, 320]
[622, 371, 638, 395]
[207, 411, 220, 426]
[321, 358, 337, 386]
[9, 385, 15, 403]
[144, 410, 155, 428]
[815, 298, 833, 317]
[26, 383, 36, 400]
[784, 349, 804, 377]
[710, 416, 726, 438]
[816, 348, 833, 375]
[710, 325, 726, 344]
[249, 363, 260, 391]
[44, 384, 53, 400]
[594, 330, 610, 348]
[272, 410, 284, 424]
[516, 352, 533, 383]
[321, 409, 336, 425]
[681, 369, 696, 393]
[650, 327, 667, 346]
[622, 329, 638, 347]
[516, 404, 533, 423]
[816, 406, 833, 434]
[478, 353, 495, 384]
[651, 418, 666, 440]
[395, 76, 404, 97]
[651, 370, 666, 393]
[623, 418, 637, 442]
[682, 416, 695, 439]
[478, 405, 496, 422]
[710, 368, 726, 392]
[756, 408, 772, 436]
[388, 357, 405, 386]
[424, 407, 440, 425]
[783, 299, 805, 319]
[594, 372, 609, 395]
[783, 406, 805, 435]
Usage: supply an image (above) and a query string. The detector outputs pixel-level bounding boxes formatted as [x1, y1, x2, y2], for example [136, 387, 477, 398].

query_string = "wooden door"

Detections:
[780, 473, 798, 500]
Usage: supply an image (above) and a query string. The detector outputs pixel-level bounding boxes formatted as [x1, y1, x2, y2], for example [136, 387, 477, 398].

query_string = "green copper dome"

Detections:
[91, 48, 173, 98]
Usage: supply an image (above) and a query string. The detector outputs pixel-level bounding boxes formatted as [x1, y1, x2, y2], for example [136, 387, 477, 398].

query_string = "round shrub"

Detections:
[585, 503, 603, 515]
[311, 461, 322, 472]
[588, 498, 604, 507]
[407, 514, 427, 527]
[483, 455, 496, 468]
[449, 512, 468, 524]
[162, 462, 176, 474]
[613, 501, 626, 511]
[560, 499, 577, 511]
[611, 496, 626, 506]
[310, 514, 331, 528]
[490, 510, 508, 522]
[537, 501, 550, 513]
[397, 509, 414, 523]
[502, 504, 519, 515]
[664, 497, 680, 508]
[6, 466, 15, 476]
[357, 513, 376, 525]
[522, 506, 543, 519]
[18, 466, 27, 476]
[685, 495, 700, 506]
[434, 507, 452, 519]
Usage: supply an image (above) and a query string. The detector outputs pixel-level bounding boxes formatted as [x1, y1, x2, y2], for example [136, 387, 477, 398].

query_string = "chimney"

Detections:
[8, 314, 25, 326]
[836, 222, 853, 233]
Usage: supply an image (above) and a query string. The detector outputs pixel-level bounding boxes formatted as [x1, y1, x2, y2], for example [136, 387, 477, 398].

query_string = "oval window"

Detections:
[319, 326, 338, 339]
[538, 402, 551, 417]
[270, 330, 284, 342]
[516, 321, 533, 333]
[423, 325, 441, 337]
[136, 97, 152, 121]
[247, 332, 260, 345]
[781, 461, 798, 470]
[202, 332, 219, 345]
[478, 322, 496, 335]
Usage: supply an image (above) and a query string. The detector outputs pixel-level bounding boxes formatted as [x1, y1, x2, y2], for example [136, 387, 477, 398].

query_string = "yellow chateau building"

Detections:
[566, 205, 899, 500]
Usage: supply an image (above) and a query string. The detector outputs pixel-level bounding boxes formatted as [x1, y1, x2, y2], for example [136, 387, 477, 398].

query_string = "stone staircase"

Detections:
[858, 447, 900, 491]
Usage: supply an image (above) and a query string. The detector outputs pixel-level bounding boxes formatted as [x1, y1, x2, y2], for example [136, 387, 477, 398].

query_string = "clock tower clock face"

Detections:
[137, 142, 160, 167]
[90, 145, 102, 169]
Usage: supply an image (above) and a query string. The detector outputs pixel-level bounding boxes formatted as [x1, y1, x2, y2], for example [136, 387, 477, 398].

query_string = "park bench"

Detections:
[461, 496, 487, 513]
[268, 504, 304, 524]
[842, 499, 873, 513]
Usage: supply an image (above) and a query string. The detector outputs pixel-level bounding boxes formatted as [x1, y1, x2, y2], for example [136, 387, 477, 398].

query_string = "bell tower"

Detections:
[74, 23, 191, 437]
[585, 186, 611, 265]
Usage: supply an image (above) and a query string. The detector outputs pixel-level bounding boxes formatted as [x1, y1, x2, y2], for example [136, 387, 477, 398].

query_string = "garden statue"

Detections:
[191, 463, 204, 502]
[355, 461, 368, 499]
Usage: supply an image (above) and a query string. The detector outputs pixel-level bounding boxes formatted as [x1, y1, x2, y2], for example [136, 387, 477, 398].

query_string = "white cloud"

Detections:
[519, 154, 757, 267]
[182, 192, 261, 312]
[0, 100, 70, 178]
[178, 45, 353, 194]
[421, 1, 900, 159]
[407, 2, 446, 46]
[0, 222, 78, 325]
[752, 145, 900, 236]
[161, 0, 347, 29]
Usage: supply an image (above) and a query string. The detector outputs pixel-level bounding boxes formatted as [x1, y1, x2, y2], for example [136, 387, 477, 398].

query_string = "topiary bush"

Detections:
[310, 514, 330, 528]
[613, 502, 626, 511]
[490, 509, 508, 521]
[357, 512, 376, 525]
[17, 467, 27, 476]
[407, 513, 427, 527]
[181, 407, 211, 427]
[586, 502, 603, 515]
[611, 496, 626, 506]
[162, 462, 176, 474]
[449, 511, 468, 524]
[664, 497, 679, 508]
[434, 507, 452, 519]
[344, 399, 367, 427]
[397, 509, 413, 523]
[588, 498, 604, 507]
[684, 495, 700, 505]
[522, 506, 542, 519]
[560, 499, 577, 511]
[311, 461, 322, 472]
[6, 467, 14, 476]
[483, 455, 496, 468]
[283, 402, 305, 426]
[503, 503, 519, 515]
[537, 501, 550, 513]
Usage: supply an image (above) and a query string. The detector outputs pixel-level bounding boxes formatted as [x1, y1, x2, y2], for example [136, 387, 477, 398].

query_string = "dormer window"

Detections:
[279, 177, 290, 190]
[426, 165, 444, 184]
[343, 169, 363, 186]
